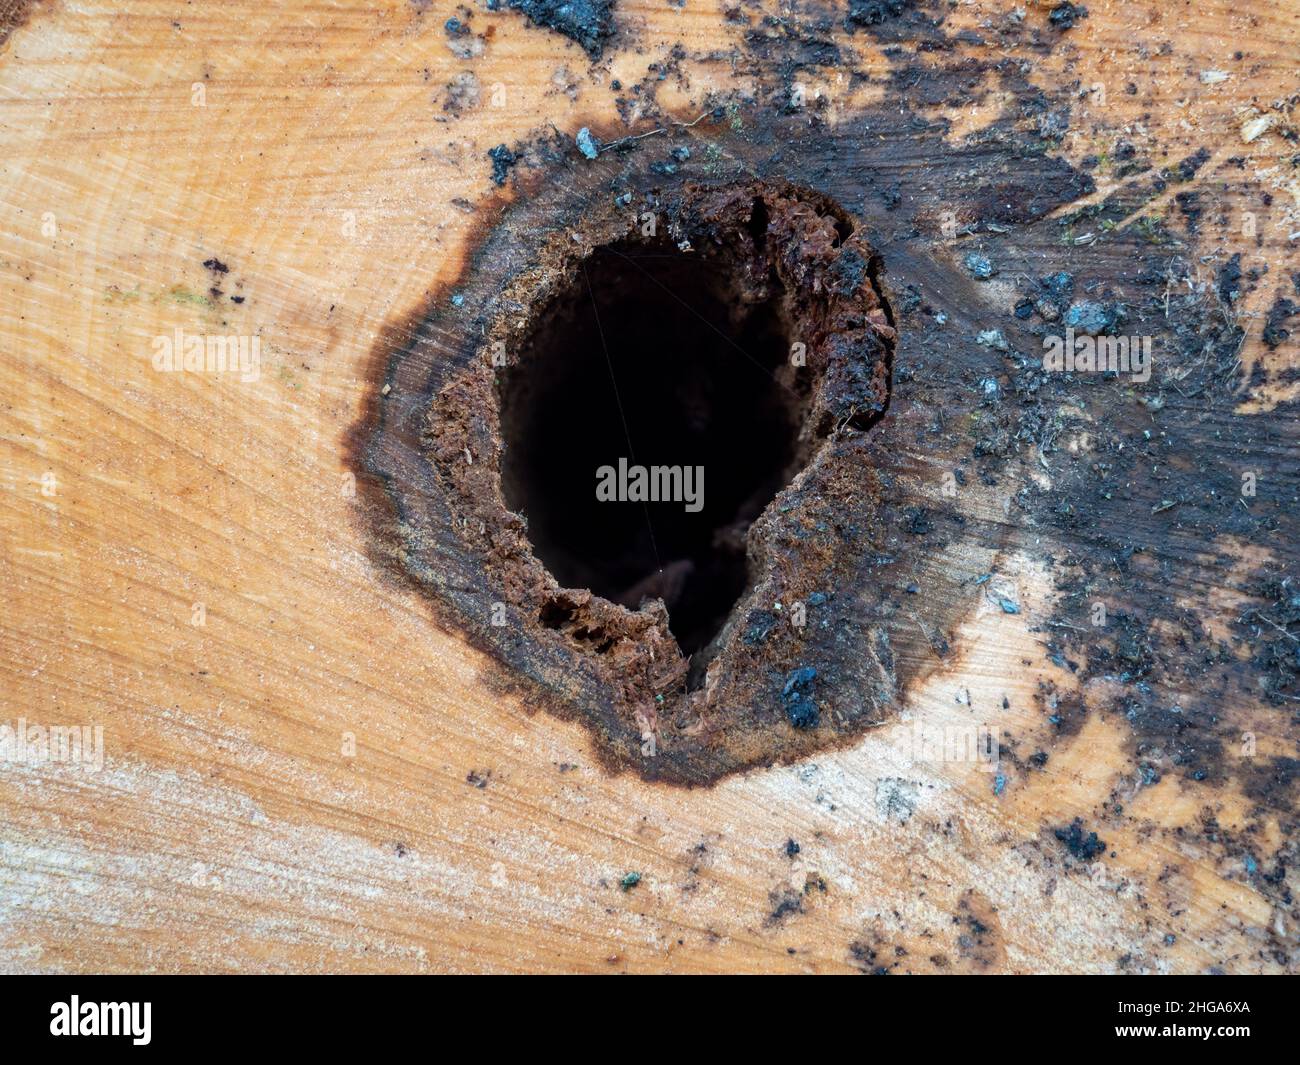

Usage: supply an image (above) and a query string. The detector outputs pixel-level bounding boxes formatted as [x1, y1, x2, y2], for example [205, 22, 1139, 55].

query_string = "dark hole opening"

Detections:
[498, 239, 808, 660]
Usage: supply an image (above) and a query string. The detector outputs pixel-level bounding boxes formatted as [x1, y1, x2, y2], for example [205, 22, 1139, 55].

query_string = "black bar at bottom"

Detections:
[0, 973, 1285, 1052]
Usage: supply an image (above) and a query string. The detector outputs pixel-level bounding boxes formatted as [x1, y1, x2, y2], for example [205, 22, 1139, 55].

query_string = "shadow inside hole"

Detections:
[498, 240, 809, 661]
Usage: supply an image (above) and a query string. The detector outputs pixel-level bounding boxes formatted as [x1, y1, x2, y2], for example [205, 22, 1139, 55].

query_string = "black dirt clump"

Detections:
[1054, 819, 1106, 861]
[488, 144, 518, 187]
[846, 0, 909, 28]
[1262, 296, 1297, 349]
[822, 330, 890, 427]
[1048, 3, 1087, 30]
[766, 886, 804, 924]
[1175, 189, 1202, 233]
[1171, 146, 1211, 182]
[507, 0, 615, 58]
[1217, 252, 1244, 304]
[782, 666, 819, 729]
